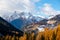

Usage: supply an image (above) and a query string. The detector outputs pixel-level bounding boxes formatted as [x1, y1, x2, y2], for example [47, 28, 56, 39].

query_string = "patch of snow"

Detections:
[37, 27, 44, 32]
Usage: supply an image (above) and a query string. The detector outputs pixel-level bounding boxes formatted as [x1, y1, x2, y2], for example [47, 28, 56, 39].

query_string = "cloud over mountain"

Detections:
[41, 3, 60, 16]
[0, 0, 60, 19]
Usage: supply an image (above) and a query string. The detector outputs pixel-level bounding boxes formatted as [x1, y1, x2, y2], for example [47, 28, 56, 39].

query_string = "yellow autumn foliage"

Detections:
[0, 24, 60, 40]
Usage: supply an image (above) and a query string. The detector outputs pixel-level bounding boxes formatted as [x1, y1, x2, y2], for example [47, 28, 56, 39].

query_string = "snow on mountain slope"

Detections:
[0, 11, 46, 22]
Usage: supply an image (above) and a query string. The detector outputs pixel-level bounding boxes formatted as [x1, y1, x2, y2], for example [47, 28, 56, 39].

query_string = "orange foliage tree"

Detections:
[1, 24, 60, 40]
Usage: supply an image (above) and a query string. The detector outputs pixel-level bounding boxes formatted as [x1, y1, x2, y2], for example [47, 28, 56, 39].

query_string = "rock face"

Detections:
[9, 12, 46, 31]
[50, 14, 60, 22]
[1, 12, 60, 34]
[23, 14, 60, 33]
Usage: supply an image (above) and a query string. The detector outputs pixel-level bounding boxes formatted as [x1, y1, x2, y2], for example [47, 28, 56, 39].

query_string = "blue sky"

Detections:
[0, 0, 60, 19]
[35, 0, 60, 18]
[35, 0, 60, 10]
[34, 0, 60, 18]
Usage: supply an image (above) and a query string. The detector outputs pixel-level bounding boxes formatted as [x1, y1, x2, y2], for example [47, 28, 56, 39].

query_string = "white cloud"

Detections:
[41, 3, 60, 18]
[0, 0, 41, 12]
[30, 0, 40, 3]
[0, 0, 37, 12]
[0, 0, 8, 9]
[0, 0, 37, 18]
[0, 9, 13, 17]
[0, 0, 42, 20]
[1, 0, 60, 20]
